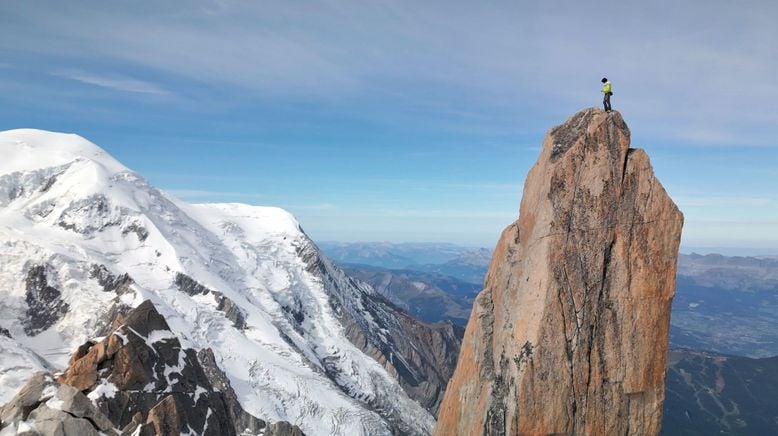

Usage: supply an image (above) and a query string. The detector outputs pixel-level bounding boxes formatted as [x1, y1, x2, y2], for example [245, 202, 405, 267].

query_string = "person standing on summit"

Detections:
[601, 77, 613, 112]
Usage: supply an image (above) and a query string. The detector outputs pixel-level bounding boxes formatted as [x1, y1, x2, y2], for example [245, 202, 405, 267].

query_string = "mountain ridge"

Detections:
[0, 128, 456, 435]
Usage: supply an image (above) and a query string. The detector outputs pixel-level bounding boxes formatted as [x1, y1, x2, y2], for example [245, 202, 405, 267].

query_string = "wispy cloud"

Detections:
[164, 189, 264, 199]
[3, 1, 777, 145]
[51, 69, 170, 96]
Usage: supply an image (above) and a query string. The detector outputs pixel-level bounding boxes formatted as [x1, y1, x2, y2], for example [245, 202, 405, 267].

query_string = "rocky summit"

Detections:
[0, 300, 304, 436]
[435, 108, 684, 435]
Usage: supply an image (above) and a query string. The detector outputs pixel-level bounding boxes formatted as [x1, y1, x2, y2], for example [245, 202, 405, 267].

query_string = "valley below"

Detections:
[324, 242, 778, 435]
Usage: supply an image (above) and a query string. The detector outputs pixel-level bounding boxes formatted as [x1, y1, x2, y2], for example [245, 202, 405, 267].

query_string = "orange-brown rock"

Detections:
[59, 340, 100, 391]
[43, 300, 306, 436]
[58, 318, 137, 391]
[435, 108, 683, 436]
[145, 395, 183, 435]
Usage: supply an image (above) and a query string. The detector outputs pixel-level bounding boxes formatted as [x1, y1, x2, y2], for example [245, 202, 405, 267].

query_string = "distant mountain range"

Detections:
[324, 242, 778, 435]
[317, 242, 481, 269]
[321, 242, 490, 326]
[319, 242, 491, 284]
[341, 264, 478, 326]
[323, 242, 778, 358]
[672, 253, 778, 358]
[409, 248, 492, 285]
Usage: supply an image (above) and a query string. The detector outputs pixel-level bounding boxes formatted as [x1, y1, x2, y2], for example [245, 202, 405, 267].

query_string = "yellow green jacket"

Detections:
[602, 82, 612, 93]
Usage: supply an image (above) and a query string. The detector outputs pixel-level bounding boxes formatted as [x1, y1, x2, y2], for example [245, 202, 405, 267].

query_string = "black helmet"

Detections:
[601, 77, 608, 83]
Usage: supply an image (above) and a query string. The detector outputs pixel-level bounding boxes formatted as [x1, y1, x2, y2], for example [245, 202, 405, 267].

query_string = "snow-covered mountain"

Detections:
[0, 129, 459, 435]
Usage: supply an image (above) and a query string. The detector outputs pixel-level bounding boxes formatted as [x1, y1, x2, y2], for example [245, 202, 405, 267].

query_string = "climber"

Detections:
[601, 77, 612, 112]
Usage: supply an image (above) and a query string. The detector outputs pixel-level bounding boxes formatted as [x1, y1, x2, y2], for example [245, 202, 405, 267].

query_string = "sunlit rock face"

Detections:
[435, 108, 684, 436]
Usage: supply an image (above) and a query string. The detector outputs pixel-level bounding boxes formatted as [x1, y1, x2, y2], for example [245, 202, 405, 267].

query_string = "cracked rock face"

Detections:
[1, 300, 305, 436]
[24, 265, 69, 336]
[174, 273, 247, 330]
[298, 240, 462, 421]
[435, 108, 683, 436]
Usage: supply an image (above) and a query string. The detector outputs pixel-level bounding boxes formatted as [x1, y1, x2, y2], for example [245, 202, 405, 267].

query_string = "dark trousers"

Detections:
[603, 92, 612, 112]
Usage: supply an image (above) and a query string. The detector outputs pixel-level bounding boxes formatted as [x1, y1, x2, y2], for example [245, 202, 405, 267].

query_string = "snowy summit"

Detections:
[0, 129, 451, 435]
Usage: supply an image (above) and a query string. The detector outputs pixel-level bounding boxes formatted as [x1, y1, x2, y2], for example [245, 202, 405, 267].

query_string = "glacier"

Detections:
[0, 129, 436, 435]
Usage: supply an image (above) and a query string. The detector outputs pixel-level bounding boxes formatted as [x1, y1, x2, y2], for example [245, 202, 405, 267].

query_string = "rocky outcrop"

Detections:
[90, 264, 134, 295]
[56, 194, 123, 236]
[23, 264, 69, 335]
[0, 300, 305, 436]
[0, 372, 114, 436]
[342, 310, 463, 413]
[197, 348, 269, 435]
[175, 273, 247, 330]
[298, 240, 462, 420]
[435, 108, 683, 435]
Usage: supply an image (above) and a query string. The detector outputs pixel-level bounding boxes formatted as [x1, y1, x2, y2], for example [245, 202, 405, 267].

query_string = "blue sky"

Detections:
[1, 1, 776, 251]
